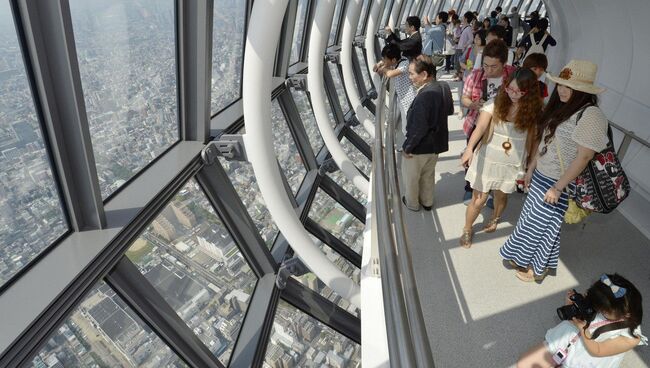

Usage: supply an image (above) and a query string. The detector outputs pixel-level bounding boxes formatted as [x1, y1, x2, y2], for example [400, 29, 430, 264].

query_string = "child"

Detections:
[522, 52, 549, 98]
[518, 274, 647, 367]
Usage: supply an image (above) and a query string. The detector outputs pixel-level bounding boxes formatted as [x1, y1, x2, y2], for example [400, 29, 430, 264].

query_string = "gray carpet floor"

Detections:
[398, 74, 650, 368]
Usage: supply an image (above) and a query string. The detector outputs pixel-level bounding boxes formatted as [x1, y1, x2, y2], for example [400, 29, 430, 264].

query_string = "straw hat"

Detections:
[546, 59, 606, 94]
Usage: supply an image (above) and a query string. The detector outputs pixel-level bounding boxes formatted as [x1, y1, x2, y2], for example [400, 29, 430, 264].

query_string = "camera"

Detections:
[556, 289, 596, 322]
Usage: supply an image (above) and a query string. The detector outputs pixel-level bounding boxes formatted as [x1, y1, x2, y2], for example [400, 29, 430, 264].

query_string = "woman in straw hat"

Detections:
[500, 60, 609, 283]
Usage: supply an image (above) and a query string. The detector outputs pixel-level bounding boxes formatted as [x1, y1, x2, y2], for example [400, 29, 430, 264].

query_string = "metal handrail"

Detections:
[373, 76, 435, 367]
[608, 120, 650, 161]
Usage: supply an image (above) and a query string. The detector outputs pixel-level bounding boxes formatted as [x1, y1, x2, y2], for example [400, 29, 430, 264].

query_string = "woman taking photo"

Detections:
[460, 68, 542, 248]
[500, 60, 609, 282]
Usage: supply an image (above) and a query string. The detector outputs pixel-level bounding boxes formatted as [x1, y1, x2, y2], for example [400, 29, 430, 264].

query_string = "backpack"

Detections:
[523, 33, 547, 60]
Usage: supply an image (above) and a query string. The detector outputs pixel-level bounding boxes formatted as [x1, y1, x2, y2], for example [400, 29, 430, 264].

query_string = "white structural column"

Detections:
[366, 0, 385, 92]
[242, 0, 360, 307]
[308, 0, 369, 196]
[340, 0, 375, 138]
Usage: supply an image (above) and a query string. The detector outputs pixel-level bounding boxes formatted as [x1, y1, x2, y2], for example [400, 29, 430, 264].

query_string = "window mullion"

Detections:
[106, 257, 225, 368]
[178, 0, 213, 143]
[17, 0, 105, 231]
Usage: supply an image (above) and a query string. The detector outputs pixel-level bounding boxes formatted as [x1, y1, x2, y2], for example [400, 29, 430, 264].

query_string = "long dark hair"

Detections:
[539, 86, 598, 145]
[585, 273, 643, 340]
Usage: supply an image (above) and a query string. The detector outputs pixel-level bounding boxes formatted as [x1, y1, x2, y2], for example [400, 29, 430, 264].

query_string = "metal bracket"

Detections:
[325, 51, 340, 64]
[286, 74, 308, 91]
[201, 134, 247, 164]
[344, 110, 360, 127]
[375, 29, 389, 39]
[353, 36, 365, 48]
[367, 87, 378, 100]
[276, 256, 310, 290]
[318, 157, 339, 175]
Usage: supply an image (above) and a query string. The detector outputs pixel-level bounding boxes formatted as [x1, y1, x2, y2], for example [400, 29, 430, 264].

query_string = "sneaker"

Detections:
[463, 191, 472, 206]
[486, 195, 494, 209]
[422, 204, 433, 211]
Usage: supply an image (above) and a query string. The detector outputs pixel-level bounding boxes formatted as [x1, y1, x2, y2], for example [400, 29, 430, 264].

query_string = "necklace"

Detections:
[502, 138, 512, 155]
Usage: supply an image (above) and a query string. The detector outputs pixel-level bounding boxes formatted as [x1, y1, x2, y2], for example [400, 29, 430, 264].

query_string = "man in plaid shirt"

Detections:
[460, 40, 516, 202]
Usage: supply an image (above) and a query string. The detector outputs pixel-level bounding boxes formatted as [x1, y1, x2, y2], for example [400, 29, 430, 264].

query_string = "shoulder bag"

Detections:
[570, 107, 631, 213]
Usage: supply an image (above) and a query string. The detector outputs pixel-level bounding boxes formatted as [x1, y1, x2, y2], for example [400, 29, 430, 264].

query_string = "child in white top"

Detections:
[518, 273, 647, 368]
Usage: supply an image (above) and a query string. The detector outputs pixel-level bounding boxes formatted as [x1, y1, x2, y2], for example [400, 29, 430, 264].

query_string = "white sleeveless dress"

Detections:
[465, 103, 527, 193]
[545, 313, 648, 368]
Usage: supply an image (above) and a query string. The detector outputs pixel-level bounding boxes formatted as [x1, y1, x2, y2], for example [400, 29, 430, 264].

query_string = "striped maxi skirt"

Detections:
[499, 169, 569, 276]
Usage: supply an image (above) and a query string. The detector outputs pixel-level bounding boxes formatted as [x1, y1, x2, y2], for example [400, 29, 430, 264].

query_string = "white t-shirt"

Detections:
[486, 77, 502, 101]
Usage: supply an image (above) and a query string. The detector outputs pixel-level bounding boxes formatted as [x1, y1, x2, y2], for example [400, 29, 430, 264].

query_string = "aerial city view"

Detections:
[2, 0, 363, 366]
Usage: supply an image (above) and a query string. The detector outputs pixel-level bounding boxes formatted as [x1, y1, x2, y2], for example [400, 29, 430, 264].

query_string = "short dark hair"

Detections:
[406, 16, 421, 29]
[490, 10, 498, 18]
[483, 39, 509, 64]
[451, 13, 459, 22]
[381, 43, 401, 61]
[522, 53, 548, 70]
[488, 25, 506, 40]
[437, 11, 449, 23]
[495, 6, 502, 12]
[410, 55, 436, 78]
[463, 11, 475, 23]
[537, 18, 549, 32]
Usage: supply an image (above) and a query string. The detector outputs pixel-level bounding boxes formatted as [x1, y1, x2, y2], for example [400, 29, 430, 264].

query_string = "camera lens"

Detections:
[556, 304, 577, 321]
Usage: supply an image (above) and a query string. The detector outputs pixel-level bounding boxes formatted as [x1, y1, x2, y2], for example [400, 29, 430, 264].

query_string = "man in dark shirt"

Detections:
[401, 56, 454, 211]
[385, 16, 422, 59]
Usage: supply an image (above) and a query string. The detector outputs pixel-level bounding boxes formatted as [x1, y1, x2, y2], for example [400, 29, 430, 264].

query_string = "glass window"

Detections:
[219, 130, 279, 248]
[309, 189, 365, 254]
[481, 0, 494, 16]
[326, 170, 367, 206]
[289, 87, 325, 155]
[0, 2, 68, 288]
[290, 0, 309, 65]
[380, 0, 393, 28]
[440, 0, 453, 12]
[340, 137, 371, 177]
[356, 0, 371, 35]
[211, 0, 247, 115]
[529, 0, 542, 13]
[329, 0, 344, 46]
[327, 63, 351, 114]
[69, 0, 179, 199]
[350, 122, 373, 147]
[271, 100, 306, 196]
[32, 281, 188, 368]
[125, 180, 257, 366]
[292, 235, 360, 317]
[264, 300, 361, 367]
[355, 47, 373, 94]
[401, 0, 415, 23]
[323, 91, 339, 128]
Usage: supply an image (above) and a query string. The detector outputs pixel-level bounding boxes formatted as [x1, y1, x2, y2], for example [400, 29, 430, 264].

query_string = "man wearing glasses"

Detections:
[460, 40, 516, 205]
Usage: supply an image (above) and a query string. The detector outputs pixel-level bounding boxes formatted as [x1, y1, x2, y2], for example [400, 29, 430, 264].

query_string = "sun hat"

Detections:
[546, 59, 606, 94]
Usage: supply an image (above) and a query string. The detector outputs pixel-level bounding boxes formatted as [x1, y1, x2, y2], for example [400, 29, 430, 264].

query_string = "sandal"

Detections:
[460, 228, 473, 248]
[483, 217, 500, 233]
[503, 259, 524, 271]
[515, 269, 548, 283]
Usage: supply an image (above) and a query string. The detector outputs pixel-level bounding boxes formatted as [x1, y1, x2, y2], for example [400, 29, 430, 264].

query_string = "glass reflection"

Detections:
[32, 281, 188, 368]
[0, 2, 67, 288]
[271, 100, 306, 196]
[211, 0, 247, 114]
[309, 189, 364, 254]
[69, 0, 179, 199]
[126, 180, 258, 366]
[290, 0, 309, 65]
[264, 300, 361, 367]
[289, 87, 325, 155]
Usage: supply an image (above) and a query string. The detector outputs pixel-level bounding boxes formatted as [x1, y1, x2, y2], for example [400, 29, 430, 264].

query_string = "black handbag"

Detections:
[570, 107, 631, 213]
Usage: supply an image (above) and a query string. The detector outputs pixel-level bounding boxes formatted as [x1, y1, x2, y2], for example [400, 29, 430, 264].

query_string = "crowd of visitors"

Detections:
[373, 6, 643, 367]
